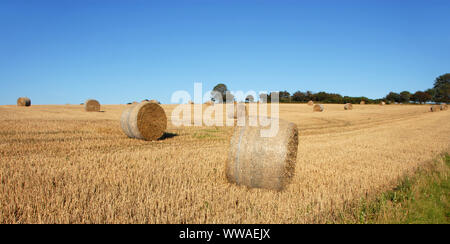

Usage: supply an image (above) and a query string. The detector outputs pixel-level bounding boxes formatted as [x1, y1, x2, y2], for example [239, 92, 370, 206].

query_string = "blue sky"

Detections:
[1, 0, 449, 104]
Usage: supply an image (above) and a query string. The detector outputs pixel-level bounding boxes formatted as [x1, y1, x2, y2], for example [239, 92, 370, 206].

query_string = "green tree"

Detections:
[412, 91, 432, 104]
[386, 92, 401, 103]
[292, 91, 307, 102]
[399, 91, 411, 103]
[245, 95, 254, 103]
[306, 91, 313, 101]
[425, 88, 436, 101]
[211, 83, 228, 103]
[278, 90, 291, 103]
[433, 74, 450, 103]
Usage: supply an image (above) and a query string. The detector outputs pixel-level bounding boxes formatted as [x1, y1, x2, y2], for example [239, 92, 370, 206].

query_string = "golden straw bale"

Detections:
[226, 118, 299, 191]
[430, 105, 441, 112]
[120, 102, 167, 141]
[17, 97, 31, 107]
[344, 103, 353, 110]
[313, 104, 324, 112]
[84, 99, 100, 112]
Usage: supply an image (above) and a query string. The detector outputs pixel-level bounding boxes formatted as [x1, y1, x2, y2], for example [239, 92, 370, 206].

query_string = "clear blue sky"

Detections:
[1, 0, 449, 105]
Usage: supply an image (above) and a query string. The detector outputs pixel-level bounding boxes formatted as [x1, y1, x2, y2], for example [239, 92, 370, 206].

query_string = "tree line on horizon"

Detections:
[212, 73, 449, 104]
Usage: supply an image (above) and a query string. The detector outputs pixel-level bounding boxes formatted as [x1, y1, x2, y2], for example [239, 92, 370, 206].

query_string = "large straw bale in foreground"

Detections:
[226, 118, 299, 191]
[84, 99, 100, 112]
[344, 103, 353, 110]
[120, 102, 167, 141]
[17, 97, 31, 107]
[313, 104, 324, 112]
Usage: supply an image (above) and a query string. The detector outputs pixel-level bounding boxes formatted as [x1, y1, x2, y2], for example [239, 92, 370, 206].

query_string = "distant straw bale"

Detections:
[344, 103, 353, 110]
[440, 103, 448, 111]
[430, 105, 440, 112]
[17, 97, 31, 107]
[313, 104, 324, 112]
[84, 99, 100, 112]
[307, 100, 314, 106]
[360, 101, 365, 105]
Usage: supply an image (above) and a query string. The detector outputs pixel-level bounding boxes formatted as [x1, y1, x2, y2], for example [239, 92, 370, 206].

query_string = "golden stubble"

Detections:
[0, 104, 449, 223]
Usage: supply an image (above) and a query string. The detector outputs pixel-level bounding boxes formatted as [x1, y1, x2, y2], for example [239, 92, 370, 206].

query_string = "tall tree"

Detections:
[211, 83, 228, 103]
[385, 92, 401, 103]
[292, 91, 307, 102]
[278, 90, 291, 103]
[306, 91, 313, 101]
[412, 91, 432, 104]
[399, 91, 411, 103]
[433, 73, 450, 103]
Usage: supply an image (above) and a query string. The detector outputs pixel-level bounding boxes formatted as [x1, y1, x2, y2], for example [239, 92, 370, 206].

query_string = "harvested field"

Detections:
[0, 104, 449, 223]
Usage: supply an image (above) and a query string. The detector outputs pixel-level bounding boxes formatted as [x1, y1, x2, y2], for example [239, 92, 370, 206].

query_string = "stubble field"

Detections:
[0, 103, 449, 223]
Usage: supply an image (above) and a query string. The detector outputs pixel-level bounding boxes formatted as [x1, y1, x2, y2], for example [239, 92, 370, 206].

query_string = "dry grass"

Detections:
[0, 104, 449, 223]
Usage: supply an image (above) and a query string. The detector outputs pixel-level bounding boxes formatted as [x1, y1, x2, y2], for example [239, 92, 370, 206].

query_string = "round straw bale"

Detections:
[120, 105, 135, 138]
[360, 101, 365, 105]
[227, 103, 248, 119]
[344, 103, 353, 110]
[17, 97, 31, 107]
[120, 102, 167, 141]
[313, 104, 324, 112]
[226, 118, 299, 191]
[307, 100, 314, 106]
[430, 105, 441, 112]
[380, 101, 385, 106]
[84, 99, 100, 112]
[440, 103, 448, 111]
